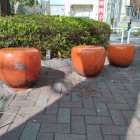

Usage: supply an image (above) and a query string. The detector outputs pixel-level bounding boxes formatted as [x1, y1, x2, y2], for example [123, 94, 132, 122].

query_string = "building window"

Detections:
[126, 6, 132, 16]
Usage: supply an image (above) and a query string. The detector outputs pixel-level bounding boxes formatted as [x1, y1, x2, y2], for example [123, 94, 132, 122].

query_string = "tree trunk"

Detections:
[0, 0, 11, 16]
[14, 0, 17, 15]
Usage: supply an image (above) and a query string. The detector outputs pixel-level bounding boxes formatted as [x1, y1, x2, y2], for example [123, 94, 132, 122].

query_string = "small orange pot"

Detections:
[0, 48, 41, 91]
[71, 45, 105, 77]
[107, 43, 135, 67]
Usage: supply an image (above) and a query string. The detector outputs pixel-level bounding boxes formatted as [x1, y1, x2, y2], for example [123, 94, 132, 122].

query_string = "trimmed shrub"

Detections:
[0, 15, 111, 58]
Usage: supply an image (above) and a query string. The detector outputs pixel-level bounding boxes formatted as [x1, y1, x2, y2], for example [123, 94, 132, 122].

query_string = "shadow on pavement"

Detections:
[0, 47, 140, 140]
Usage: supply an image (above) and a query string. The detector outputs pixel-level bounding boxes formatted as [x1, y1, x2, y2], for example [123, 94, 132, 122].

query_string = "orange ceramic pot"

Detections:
[0, 48, 41, 91]
[71, 45, 105, 77]
[107, 43, 135, 67]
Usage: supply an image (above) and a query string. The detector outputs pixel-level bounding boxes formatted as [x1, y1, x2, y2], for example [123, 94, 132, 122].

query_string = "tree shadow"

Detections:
[32, 66, 66, 89]
[0, 47, 140, 140]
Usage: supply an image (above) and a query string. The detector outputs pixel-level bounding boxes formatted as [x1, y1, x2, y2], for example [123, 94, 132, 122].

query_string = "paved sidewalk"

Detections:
[0, 46, 140, 140]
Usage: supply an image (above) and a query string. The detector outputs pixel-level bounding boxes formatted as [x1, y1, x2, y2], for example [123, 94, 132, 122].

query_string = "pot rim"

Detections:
[0, 48, 38, 52]
[73, 45, 104, 49]
[109, 43, 135, 47]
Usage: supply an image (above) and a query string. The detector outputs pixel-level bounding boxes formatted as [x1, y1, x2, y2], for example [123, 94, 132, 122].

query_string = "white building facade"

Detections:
[65, 0, 98, 20]
[49, 0, 106, 21]
[47, 0, 139, 25]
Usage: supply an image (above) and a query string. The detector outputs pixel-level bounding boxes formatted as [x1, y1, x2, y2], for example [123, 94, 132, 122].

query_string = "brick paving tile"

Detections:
[93, 97, 116, 103]
[71, 107, 96, 115]
[37, 133, 54, 140]
[39, 88, 52, 95]
[121, 111, 135, 118]
[97, 81, 107, 89]
[71, 116, 86, 134]
[72, 91, 82, 101]
[29, 115, 56, 123]
[112, 94, 127, 104]
[82, 96, 96, 108]
[57, 108, 70, 123]
[20, 122, 40, 140]
[125, 117, 140, 127]
[126, 98, 139, 110]
[47, 93, 62, 106]
[109, 110, 127, 125]
[39, 85, 53, 91]
[101, 125, 132, 135]
[133, 87, 140, 92]
[14, 93, 29, 100]
[61, 82, 73, 93]
[100, 89, 113, 98]
[104, 135, 120, 140]
[8, 115, 29, 133]
[131, 104, 140, 111]
[0, 94, 15, 110]
[59, 94, 71, 101]
[107, 103, 131, 110]
[40, 123, 70, 133]
[130, 128, 140, 135]
[0, 93, 4, 99]
[35, 94, 50, 107]
[44, 106, 58, 115]
[18, 107, 45, 115]
[9, 100, 35, 107]
[44, 102, 59, 115]
[126, 98, 136, 106]
[0, 107, 20, 129]
[0, 132, 21, 140]
[85, 116, 113, 125]
[55, 134, 86, 140]
[87, 125, 103, 140]
[26, 89, 40, 100]
[113, 83, 126, 90]
[125, 117, 133, 125]
[0, 124, 10, 136]
[126, 117, 140, 135]
[125, 86, 138, 93]
[120, 136, 140, 140]
[95, 103, 110, 116]
[60, 101, 83, 108]
[110, 89, 129, 94]
[39, 85, 52, 93]
[0, 88, 9, 95]
[93, 91, 102, 97]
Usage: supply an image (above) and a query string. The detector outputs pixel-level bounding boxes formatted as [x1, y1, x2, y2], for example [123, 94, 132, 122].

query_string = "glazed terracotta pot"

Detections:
[71, 45, 105, 77]
[107, 43, 135, 67]
[0, 48, 41, 91]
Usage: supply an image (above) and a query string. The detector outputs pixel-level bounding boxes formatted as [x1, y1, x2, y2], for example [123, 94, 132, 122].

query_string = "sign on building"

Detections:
[98, 0, 104, 21]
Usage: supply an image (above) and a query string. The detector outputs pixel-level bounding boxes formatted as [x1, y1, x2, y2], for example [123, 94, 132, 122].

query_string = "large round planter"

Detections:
[107, 43, 135, 67]
[0, 48, 41, 91]
[71, 45, 105, 77]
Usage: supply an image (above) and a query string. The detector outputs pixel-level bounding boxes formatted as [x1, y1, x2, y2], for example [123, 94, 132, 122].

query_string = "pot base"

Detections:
[9, 86, 28, 92]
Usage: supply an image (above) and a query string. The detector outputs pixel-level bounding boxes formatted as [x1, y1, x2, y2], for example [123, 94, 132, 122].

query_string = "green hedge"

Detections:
[0, 15, 111, 58]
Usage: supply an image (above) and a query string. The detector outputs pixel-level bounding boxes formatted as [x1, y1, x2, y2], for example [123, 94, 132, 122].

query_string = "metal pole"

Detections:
[111, 27, 124, 43]
[127, 29, 131, 44]
[121, 29, 124, 44]
[127, 27, 140, 44]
